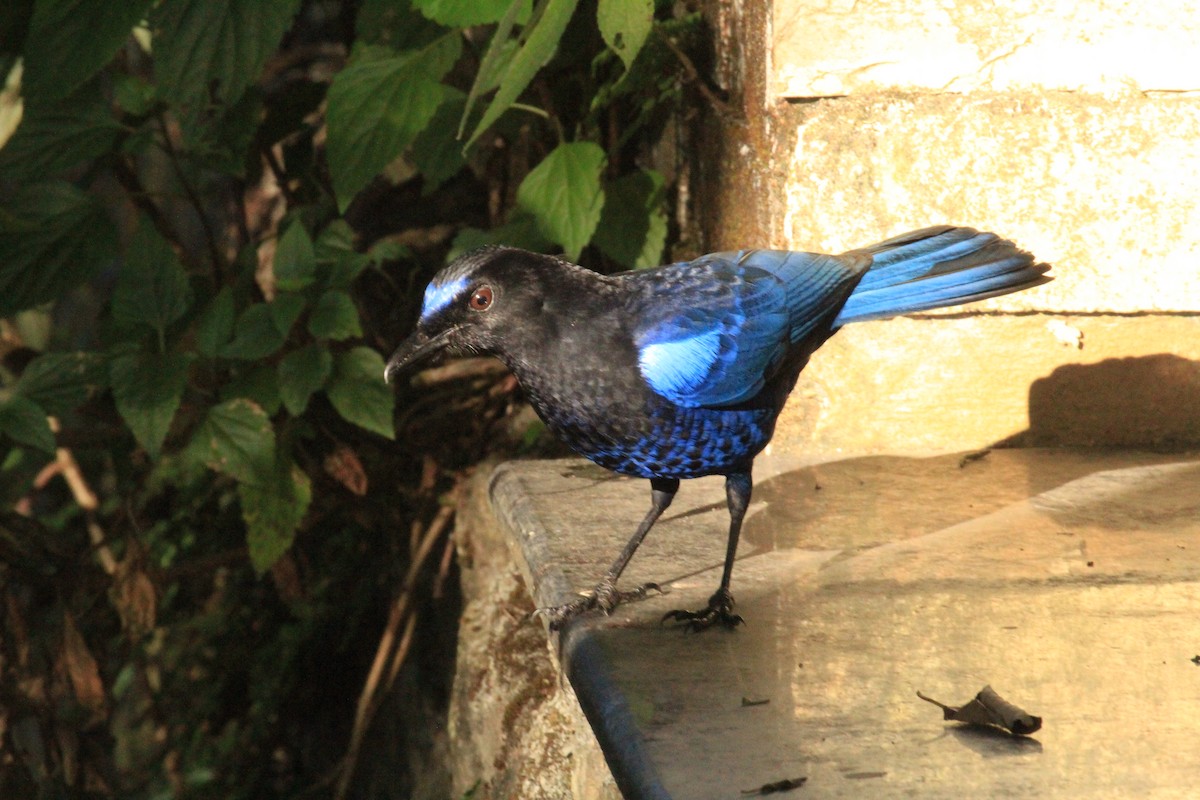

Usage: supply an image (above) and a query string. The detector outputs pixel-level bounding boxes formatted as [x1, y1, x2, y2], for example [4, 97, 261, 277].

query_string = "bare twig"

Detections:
[39, 420, 117, 576]
[155, 111, 227, 281]
[656, 29, 737, 119]
[335, 500, 457, 800]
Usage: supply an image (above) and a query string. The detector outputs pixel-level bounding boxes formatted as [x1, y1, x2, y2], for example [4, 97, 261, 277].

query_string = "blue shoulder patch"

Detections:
[420, 276, 468, 320]
[638, 331, 723, 401]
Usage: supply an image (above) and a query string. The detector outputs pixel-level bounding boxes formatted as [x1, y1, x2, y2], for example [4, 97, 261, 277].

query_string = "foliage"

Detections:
[0, 0, 706, 796]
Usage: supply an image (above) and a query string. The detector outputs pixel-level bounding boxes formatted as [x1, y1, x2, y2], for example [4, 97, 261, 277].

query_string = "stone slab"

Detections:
[781, 92, 1200, 314]
[490, 449, 1200, 799]
[772, 0, 1200, 98]
[772, 314, 1200, 456]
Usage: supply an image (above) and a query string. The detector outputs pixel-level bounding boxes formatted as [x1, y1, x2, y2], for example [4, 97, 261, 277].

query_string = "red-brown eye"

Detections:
[469, 285, 493, 311]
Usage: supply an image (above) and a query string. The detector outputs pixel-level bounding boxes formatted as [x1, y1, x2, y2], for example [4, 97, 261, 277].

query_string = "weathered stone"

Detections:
[447, 464, 621, 800]
[773, 314, 1200, 456]
[484, 452, 1200, 799]
[773, 0, 1200, 97]
[781, 91, 1200, 314]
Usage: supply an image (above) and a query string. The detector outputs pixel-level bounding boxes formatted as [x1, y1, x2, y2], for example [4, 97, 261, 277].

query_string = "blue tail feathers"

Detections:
[833, 226, 1049, 326]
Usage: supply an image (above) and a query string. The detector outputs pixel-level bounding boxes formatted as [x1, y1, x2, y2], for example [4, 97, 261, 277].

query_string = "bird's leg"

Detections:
[663, 471, 751, 632]
[540, 477, 679, 630]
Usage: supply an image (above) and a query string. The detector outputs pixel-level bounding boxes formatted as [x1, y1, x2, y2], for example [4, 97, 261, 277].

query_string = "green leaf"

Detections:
[220, 365, 281, 416]
[307, 291, 362, 341]
[111, 218, 193, 340]
[457, 1, 522, 137]
[325, 36, 461, 210]
[593, 169, 666, 269]
[0, 396, 55, 453]
[447, 213, 550, 260]
[0, 83, 121, 183]
[410, 90, 468, 194]
[516, 141, 606, 259]
[113, 74, 157, 116]
[22, 0, 151, 103]
[0, 182, 119, 316]
[326, 348, 394, 439]
[414, 0, 515, 26]
[182, 87, 264, 177]
[277, 343, 331, 416]
[239, 456, 310, 573]
[355, 0, 445, 51]
[273, 221, 316, 292]
[15, 352, 106, 415]
[597, 0, 653, 71]
[269, 293, 306, 332]
[186, 398, 274, 483]
[219, 295, 304, 360]
[315, 221, 372, 288]
[110, 349, 188, 459]
[462, 0, 579, 147]
[194, 287, 235, 357]
[151, 0, 302, 112]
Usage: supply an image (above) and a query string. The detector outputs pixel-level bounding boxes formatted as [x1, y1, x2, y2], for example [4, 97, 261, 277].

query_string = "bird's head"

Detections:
[384, 246, 567, 383]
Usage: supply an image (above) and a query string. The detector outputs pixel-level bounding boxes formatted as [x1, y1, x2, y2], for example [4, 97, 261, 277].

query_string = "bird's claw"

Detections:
[661, 588, 743, 632]
[534, 581, 664, 631]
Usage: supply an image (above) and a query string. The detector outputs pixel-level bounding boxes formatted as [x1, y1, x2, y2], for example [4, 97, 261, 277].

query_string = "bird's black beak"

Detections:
[384, 327, 453, 384]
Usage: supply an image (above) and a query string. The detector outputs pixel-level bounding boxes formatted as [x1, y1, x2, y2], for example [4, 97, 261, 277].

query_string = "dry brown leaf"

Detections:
[110, 550, 157, 637]
[59, 609, 106, 720]
[917, 685, 1042, 736]
[5, 589, 31, 668]
[324, 444, 369, 496]
[270, 552, 305, 604]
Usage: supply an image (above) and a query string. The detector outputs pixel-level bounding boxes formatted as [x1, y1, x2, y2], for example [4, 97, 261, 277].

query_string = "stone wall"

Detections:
[446, 463, 621, 800]
[700, 0, 1200, 455]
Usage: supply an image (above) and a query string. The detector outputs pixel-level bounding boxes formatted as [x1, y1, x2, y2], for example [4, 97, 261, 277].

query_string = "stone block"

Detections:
[770, 315, 1200, 455]
[447, 466, 621, 800]
[781, 92, 1200, 313]
[773, 0, 1200, 97]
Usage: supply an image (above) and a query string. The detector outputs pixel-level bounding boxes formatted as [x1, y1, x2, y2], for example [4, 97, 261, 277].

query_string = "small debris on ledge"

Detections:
[741, 776, 807, 795]
[958, 448, 992, 468]
[917, 685, 1042, 736]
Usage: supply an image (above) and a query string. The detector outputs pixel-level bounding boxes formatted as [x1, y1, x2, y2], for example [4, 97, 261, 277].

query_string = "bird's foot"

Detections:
[535, 579, 664, 631]
[661, 587, 743, 632]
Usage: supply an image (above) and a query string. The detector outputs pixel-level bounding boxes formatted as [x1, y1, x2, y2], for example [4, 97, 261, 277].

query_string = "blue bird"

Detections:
[385, 226, 1051, 630]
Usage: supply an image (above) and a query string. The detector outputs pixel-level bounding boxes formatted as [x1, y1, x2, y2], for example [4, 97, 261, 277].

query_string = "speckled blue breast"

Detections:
[529, 391, 779, 480]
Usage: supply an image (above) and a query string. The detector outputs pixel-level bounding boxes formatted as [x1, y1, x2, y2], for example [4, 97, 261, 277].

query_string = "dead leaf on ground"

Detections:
[917, 684, 1041, 736]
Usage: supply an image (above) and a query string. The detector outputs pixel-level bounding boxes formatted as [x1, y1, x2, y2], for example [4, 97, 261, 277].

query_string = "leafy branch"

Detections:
[0, 0, 706, 795]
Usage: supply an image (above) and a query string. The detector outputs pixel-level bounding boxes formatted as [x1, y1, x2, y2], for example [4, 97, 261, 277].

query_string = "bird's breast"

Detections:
[526, 383, 778, 480]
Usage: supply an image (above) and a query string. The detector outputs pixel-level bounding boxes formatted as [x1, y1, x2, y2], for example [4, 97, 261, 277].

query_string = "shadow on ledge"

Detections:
[741, 353, 1200, 555]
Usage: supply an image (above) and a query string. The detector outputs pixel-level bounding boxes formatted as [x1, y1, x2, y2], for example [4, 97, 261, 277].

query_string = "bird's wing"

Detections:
[631, 250, 867, 407]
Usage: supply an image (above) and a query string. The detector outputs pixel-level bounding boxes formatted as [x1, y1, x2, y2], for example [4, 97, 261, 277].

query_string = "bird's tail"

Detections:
[832, 226, 1050, 326]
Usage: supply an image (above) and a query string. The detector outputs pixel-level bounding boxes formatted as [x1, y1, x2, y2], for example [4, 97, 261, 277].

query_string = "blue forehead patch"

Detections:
[420, 276, 468, 320]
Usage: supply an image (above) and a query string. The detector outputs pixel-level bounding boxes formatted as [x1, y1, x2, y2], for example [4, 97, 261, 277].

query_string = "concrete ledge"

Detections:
[466, 450, 1200, 799]
[447, 465, 621, 800]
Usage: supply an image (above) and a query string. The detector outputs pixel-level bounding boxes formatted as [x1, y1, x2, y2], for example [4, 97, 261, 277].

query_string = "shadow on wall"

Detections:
[997, 353, 1200, 449]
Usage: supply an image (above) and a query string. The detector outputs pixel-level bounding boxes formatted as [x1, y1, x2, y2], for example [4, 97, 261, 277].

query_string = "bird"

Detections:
[385, 226, 1050, 631]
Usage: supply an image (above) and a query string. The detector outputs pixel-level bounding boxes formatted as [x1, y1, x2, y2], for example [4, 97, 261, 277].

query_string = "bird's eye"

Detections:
[468, 285, 494, 312]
